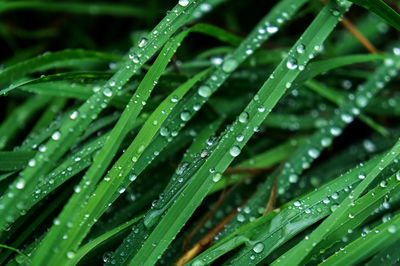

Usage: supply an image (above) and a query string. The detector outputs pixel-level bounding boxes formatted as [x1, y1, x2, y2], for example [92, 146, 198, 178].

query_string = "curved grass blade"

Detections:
[0, 49, 120, 93]
[349, 0, 400, 31]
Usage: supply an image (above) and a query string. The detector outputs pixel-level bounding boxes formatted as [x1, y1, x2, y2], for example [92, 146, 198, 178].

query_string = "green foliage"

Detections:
[0, 0, 400, 265]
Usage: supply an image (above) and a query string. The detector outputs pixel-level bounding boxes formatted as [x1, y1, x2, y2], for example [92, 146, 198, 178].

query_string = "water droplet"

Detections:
[253, 242, 264, 253]
[28, 158, 36, 167]
[67, 251, 75, 259]
[341, 113, 353, 124]
[321, 137, 332, 147]
[129, 174, 137, 181]
[16, 179, 25, 189]
[70, 111, 78, 120]
[330, 127, 342, 136]
[118, 187, 126, 194]
[52, 131, 61, 140]
[296, 43, 305, 54]
[222, 59, 238, 73]
[212, 173, 222, 182]
[171, 96, 179, 103]
[294, 200, 301, 207]
[238, 112, 249, 123]
[138, 38, 148, 48]
[308, 148, 320, 159]
[229, 146, 241, 157]
[286, 57, 298, 70]
[348, 213, 355, 219]
[103, 88, 113, 97]
[180, 111, 190, 121]
[266, 25, 278, 33]
[358, 173, 366, 180]
[289, 174, 298, 183]
[160, 127, 170, 137]
[396, 171, 400, 181]
[178, 0, 189, 6]
[257, 106, 265, 112]
[388, 225, 396, 233]
[236, 134, 244, 142]
[237, 214, 245, 222]
[198, 85, 211, 98]
[356, 95, 368, 107]
[380, 181, 387, 188]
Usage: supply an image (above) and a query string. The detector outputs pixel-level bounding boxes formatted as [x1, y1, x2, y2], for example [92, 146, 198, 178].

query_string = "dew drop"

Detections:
[388, 225, 396, 233]
[198, 85, 211, 97]
[52, 131, 61, 140]
[294, 200, 301, 207]
[238, 112, 249, 123]
[103, 88, 113, 97]
[160, 127, 170, 137]
[212, 173, 222, 182]
[286, 57, 298, 70]
[16, 179, 25, 189]
[178, 0, 189, 6]
[253, 242, 264, 253]
[289, 174, 298, 183]
[296, 43, 306, 54]
[308, 148, 320, 159]
[70, 111, 78, 120]
[28, 158, 36, 167]
[67, 251, 75, 259]
[266, 25, 278, 33]
[358, 173, 366, 180]
[222, 59, 238, 73]
[229, 146, 241, 157]
[180, 111, 190, 121]
[236, 134, 244, 142]
[330, 127, 342, 136]
[138, 38, 148, 48]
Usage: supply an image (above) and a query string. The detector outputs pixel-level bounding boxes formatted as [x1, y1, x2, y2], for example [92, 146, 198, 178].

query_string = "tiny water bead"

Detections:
[296, 43, 306, 54]
[180, 111, 191, 121]
[212, 173, 222, 182]
[238, 112, 249, 123]
[198, 85, 211, 97]
[16, 179, 25, 189]
[286, 57, 298, 70]
[307, 148, 320, 159]
[252, 242, 264, 253]
[222, 59, 238, 73]
[178, 0, 189, 6]
[66, 251, 75, 259]
[28, 158, 36, 167]
[103, 88, 113, 97]
[266, 25, 278, 33]
[138, 38, 148, 48]
[358, 173, 366, 180]
[289, 174, 298, 183]
[51, 131, 61, 140]
[229, 146, 241, 157]
[69, 111, 78, 120]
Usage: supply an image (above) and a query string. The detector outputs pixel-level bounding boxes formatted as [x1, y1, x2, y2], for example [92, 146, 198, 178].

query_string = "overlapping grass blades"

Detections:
[1, 0, 400, 265]
[128, 1, 353, 265]
[0, 0, 204, 234]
